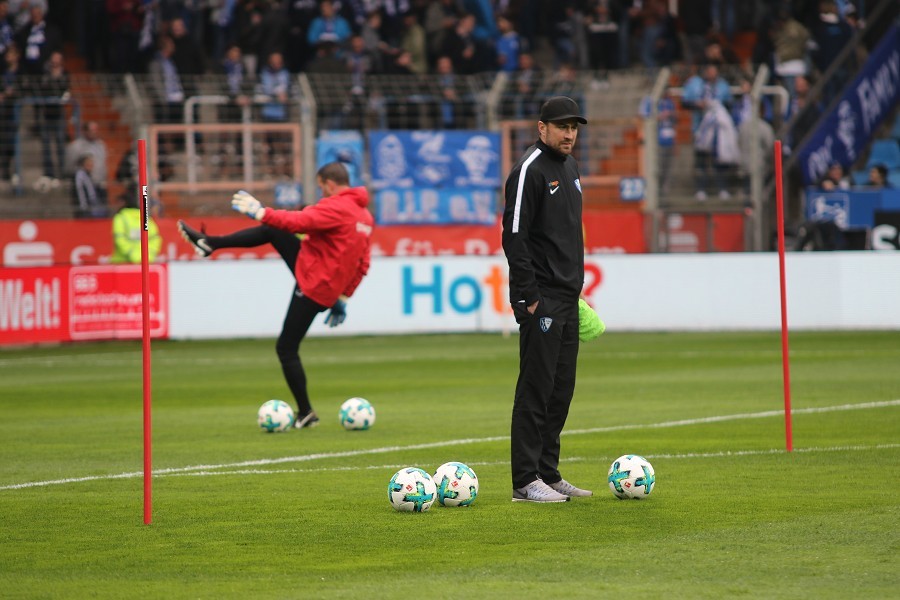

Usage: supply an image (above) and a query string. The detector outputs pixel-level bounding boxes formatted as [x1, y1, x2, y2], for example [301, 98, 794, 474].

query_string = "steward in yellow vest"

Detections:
[110, 193, 162, 263]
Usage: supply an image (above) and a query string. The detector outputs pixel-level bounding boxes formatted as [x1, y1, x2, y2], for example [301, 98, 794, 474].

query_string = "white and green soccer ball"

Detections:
[388, 467, 437, 512]
[433, 461, 479, 507]
[257, 399, 295, 433]
[339, 397, 376, 430]
[608, 454, 656, 499]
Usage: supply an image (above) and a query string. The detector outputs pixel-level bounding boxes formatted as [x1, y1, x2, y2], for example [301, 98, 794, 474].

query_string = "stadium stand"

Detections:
[0, 0, 897, 252]
[866, 139, 900, 171]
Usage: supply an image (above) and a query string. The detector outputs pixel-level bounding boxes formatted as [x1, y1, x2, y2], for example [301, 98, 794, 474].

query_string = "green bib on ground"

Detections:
[578, 298, 605, 342]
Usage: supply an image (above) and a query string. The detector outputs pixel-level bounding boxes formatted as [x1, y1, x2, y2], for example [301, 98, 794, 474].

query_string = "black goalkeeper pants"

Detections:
[207, 225, 327, 415]
[510, 296, 580, 490]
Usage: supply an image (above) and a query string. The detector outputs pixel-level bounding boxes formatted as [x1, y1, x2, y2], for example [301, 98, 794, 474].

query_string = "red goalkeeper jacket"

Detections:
[261, 186, 373, 308]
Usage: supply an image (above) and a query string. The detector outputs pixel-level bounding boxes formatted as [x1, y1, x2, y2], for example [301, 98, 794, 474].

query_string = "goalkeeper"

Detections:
[177, 162, 373, 429]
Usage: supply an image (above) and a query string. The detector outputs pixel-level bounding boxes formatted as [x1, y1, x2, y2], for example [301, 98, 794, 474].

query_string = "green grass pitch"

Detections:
[1, 331, 898, 599]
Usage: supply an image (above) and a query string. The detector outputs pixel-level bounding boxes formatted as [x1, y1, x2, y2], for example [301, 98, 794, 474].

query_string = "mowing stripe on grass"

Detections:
[2, 399, 897, 491]
[566, 399, 900, 435]
[0, 346, 891, 370]
[158, 443, 900, 479]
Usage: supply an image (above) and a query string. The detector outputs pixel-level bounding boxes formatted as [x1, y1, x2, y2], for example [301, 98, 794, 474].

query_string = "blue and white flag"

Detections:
[369, 131, 501, 190]
[799, 25, 900, 184]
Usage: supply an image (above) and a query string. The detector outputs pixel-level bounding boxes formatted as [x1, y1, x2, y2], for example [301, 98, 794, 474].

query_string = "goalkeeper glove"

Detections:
[324, 299, 347, 328]
[231, 190, 265, 220]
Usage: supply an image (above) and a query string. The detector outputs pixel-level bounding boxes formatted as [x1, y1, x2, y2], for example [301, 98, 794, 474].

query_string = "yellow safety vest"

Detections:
[111, 207, 162, 264]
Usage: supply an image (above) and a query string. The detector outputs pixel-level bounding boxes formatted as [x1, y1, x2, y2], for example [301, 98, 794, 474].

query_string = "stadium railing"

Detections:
[0, 65, 800, 253]
[6, 95, 80, 196]
[661, 65, 790, 252]
[116, 69, 663, 218]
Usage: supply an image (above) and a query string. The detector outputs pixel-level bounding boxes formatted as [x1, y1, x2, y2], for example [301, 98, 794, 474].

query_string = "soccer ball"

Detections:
[433, 461, 479, 507]
[388, 467, 437, 512]
[257, 399, 295, 432]
[608, 454, 656, 499]
[339, 397, 376, 430]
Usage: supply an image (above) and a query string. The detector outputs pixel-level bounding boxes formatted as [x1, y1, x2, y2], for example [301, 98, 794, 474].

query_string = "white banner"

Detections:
[168, 253, 900, 339]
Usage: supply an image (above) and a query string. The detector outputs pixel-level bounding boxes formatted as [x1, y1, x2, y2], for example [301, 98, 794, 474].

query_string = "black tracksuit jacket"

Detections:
[501, 139, 585, 306]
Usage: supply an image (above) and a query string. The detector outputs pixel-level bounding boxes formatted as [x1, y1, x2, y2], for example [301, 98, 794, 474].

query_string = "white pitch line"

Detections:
[2, 400, 898, 492]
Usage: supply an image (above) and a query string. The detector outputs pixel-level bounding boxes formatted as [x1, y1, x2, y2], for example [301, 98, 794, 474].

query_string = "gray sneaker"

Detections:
[548, 478, 593, 497]
[512, 479, 570, 503]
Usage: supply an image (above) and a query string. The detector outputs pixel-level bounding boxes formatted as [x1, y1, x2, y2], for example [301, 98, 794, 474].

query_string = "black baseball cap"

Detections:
[539, 96, 587, 124]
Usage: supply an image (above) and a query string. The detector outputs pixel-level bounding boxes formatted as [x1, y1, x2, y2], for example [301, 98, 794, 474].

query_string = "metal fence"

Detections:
[0, 67, 789, 251]
[121, 69, 666, 217]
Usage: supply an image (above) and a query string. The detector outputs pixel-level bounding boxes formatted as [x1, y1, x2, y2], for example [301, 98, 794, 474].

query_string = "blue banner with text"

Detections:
[799, 25, 900, 184]
[368, 130, 501, 225]
[374, 188, 498, 226]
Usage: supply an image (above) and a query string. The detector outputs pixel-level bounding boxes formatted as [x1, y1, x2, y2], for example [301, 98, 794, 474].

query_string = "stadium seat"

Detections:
[852, 170, 869, 185]
[889, 169, 900, 189]
[865, 139, 900, 170]
[891, 118, 900, 141]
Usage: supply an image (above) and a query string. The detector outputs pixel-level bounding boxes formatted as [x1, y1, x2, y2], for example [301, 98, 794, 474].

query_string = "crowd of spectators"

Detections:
[0, 1, 863, 89]
[0, 0, 67, 187]
[0, 2, 871, 119]
[0, 0, 882, 205]
[664, 0, 865, 201]
[816, 162, 895, 191]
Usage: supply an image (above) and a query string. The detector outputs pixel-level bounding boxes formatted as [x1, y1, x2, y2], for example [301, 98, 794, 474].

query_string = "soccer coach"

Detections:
[502, 96, 592, 503]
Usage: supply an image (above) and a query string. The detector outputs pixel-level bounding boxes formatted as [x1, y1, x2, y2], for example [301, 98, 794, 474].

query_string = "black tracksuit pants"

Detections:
[510, 295, 580, 490]
[207, 225, 327, 416]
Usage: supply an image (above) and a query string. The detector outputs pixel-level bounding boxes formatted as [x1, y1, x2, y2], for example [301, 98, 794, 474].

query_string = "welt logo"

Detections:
[0, 272, 63, 338]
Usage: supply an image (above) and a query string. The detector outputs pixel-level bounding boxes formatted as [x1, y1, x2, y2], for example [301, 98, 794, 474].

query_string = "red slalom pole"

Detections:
[773, 140, 793, 452]
[138, 139, 153, 522]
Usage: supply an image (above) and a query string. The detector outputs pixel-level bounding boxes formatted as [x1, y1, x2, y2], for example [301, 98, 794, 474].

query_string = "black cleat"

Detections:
[177, 220, 213, 257]
[294, 411, 320, 429]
